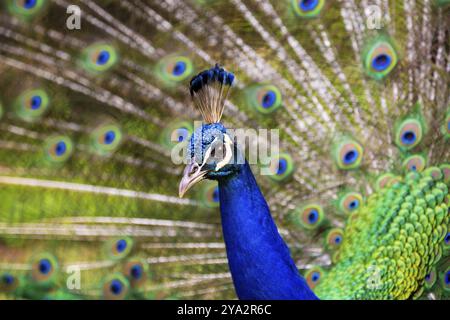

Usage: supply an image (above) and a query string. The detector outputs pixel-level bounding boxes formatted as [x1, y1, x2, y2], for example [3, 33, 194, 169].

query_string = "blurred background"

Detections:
[0, 0, 448, 300]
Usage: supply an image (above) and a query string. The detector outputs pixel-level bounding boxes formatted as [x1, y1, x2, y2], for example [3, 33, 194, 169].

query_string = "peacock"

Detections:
[0, 0, 448, 300]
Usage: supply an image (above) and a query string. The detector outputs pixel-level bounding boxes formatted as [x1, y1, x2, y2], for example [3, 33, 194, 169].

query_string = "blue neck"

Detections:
[218, 162, 318, 300]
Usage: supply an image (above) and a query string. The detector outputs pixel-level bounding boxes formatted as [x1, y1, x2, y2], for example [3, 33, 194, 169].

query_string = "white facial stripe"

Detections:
[201, 138, 217, 167]
[215, 134, 233, 171]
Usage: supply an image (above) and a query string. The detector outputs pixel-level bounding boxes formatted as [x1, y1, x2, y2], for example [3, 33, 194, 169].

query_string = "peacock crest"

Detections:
[189, 64, 235, 124]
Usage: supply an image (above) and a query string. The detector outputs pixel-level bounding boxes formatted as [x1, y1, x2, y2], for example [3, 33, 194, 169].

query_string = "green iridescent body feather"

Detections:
[315, 167, 449, 299]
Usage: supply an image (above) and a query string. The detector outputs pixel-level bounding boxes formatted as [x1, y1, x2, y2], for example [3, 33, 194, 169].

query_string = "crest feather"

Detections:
[189, 64, 235, 123]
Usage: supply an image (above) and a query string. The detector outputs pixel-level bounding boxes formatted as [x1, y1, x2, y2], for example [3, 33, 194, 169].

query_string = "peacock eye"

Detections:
[267, 153, 294, 182]
[124, 260, 149, 288]
[44, 136, 74, 164]
[156, 55, 194, 84]
[304, 267, 324, 289]
[90, 123, 122, 156]
[291, 0, 326, 18]
[107, 237, 133, 260]
[14, 88, 50, 122]
[96, 50, 110, 66]
[130, 265, 143, 279]
[246, 84, 283, 114]
[363, 36, 398, 80]
[24, 0, 37, 9]
[395, 118, 424, 150]
[2, 274, 14, 285]
[339, 192, 364, 214]
[82, 43, 118, 73]
[325, 228, 344, 250]
[0, 272, 19, 292]
[333, 138, 364, 170]
[172, 127, 189, 143]
[163, 120, 193, 150]
[402, 155, 426, 173]
[294, 204, 325, 230]
[8, 0, 45, 17]
[102, 274, 129, 300]
[30, 253, 58, 283]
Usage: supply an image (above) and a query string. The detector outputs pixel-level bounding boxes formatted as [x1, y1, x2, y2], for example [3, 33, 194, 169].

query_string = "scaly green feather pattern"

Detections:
[315, 167, 449, 299]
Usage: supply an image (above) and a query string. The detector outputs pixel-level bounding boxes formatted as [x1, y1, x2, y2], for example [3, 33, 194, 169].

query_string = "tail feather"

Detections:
[0, 0, 449, 299]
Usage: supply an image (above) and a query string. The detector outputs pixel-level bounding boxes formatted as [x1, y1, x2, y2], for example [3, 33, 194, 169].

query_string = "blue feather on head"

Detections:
[179, 64, 239, 197]
[179, 65, 318, 300]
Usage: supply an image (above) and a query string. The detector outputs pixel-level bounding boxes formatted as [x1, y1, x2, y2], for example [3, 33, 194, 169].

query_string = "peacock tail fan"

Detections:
[0, 0, 448, 300]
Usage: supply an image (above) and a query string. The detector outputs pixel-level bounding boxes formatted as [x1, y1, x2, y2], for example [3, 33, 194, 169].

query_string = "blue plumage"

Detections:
[181, 100, 318, 299]
[218, 161, 318, 299]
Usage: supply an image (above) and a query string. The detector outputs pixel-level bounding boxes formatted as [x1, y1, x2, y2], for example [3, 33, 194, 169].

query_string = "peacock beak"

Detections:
[179, 161, 209, 198]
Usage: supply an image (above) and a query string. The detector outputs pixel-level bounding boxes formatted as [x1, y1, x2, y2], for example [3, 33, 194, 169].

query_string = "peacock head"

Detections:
[179, 64, 240, 197]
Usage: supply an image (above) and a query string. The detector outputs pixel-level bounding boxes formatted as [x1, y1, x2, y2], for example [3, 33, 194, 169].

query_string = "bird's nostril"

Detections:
[190, 165, 198, 175]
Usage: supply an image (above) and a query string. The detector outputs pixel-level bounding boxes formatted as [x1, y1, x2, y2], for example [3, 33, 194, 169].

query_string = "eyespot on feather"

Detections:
[402, 155, 426, 173]
[81, 43, 118, 73]
[325, 228, 344, 250]
[0, 272, 20, 293]
[156, 55, 194, 84]
[246, 84, 283, 114]
[14, 88, 50, 122]
[102, 273, 129, 300]
[7, 0, 46, 17]
[123, 260, 149, 288]
[304, 266, 324, 289]
[338, 192, 363, 214]
[106, 237, 134, 260]
[395, 117, 425, 150]
[291, 0, 326, 18]
[161, 120, 193, 150]
[29, 253, 59, 284]
[267, 153, 294, 182]
[293, 204, 325, 230]
[43, 135, 74, 164]
[362, 36, 398, 80]
[90, 123, 123, 156]
[332, 137, 364, 170]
